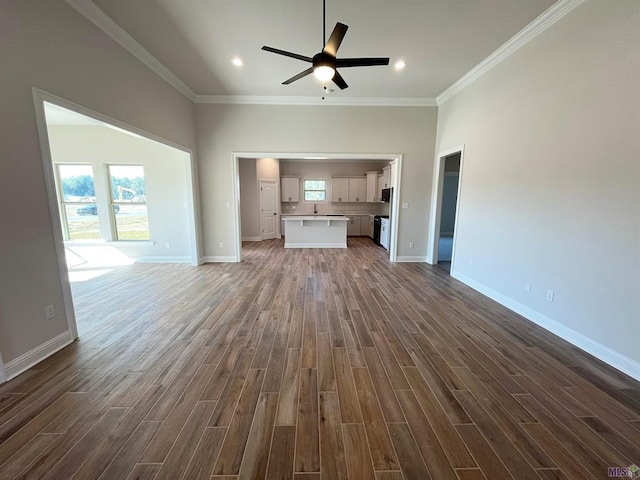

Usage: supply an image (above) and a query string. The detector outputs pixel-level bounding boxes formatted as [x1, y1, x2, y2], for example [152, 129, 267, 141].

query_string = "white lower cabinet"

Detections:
[366, 215, 375, 238]
[347, 216, 362, 236]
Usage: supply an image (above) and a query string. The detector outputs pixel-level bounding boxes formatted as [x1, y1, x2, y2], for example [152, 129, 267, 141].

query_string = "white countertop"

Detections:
[281, 213, 379, 217]
[282, 215, 349, 221]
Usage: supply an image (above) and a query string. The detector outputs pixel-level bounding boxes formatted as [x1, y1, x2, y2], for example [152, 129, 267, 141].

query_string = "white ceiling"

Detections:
[88, 0, 556, 100]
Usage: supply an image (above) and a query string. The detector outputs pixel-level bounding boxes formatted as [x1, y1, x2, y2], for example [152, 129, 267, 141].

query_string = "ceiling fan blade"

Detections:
[282, 67, 314, 85]
[336, 57, 390, 68]
[323, 22, 348, 57]
[332, 70, 349, 90]
[262, 46, 312, 63]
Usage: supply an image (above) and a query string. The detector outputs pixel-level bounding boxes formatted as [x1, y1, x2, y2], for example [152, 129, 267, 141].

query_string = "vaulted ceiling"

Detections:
[87, 0, 556, 101]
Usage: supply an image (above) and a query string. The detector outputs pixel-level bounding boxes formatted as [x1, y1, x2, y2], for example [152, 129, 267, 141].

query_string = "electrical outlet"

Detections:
[225, 201, 230, 208]
[45, 305, 55, 319]
[165, 242, 170, 249]
[402, 202, 409, 209]
[469, 259, 473, 267]
[219, 241, 224, 248]
[524, 281, 531, 292]
[546, 289, 554, 302]
[409, 242, 414, 249]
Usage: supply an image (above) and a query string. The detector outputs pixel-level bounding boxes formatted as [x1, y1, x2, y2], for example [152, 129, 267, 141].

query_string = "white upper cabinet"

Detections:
[332, 177, 366, 202]
[381, 166, 391, 189]
[331, 178, 349, 202]
[366, 171, 379, 202]
[281, 176, 300, 202]
[348, 177, 367, 202]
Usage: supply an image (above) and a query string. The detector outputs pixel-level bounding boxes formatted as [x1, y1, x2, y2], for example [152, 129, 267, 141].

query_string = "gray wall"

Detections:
[280, 160, 390, 216]
[0, 0, 197, 363]
[435, 1, 640, 368]
[280, 160, 390, 178]
[195, 104, 438, 259]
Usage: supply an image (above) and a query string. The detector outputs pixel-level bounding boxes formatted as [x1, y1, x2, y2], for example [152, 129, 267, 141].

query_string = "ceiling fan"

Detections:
[261, 0, 390, 90]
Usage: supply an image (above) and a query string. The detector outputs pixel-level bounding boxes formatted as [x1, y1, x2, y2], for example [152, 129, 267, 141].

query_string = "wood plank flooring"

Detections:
[0, 237, 638, 479]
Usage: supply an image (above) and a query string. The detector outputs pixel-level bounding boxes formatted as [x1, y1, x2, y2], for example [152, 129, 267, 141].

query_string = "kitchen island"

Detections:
[282, 215, 349, 248]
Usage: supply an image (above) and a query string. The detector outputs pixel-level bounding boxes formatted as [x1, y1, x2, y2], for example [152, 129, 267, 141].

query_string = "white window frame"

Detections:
[107, 164, 150, 241]
[54, 163, 98, 241]
[302, 178, 328, 203]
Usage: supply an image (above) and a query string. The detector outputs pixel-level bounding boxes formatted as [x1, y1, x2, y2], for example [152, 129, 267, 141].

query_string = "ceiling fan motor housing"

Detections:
[313, 52, 336, 81]
[313, 52, 336, 70]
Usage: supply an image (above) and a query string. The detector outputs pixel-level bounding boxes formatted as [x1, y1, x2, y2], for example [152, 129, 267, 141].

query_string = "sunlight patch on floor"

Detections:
[65, 244, 133, 282]
[68, 268, 116, 282]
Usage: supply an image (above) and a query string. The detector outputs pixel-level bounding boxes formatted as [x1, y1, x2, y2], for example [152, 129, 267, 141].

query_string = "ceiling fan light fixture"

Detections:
[314, 65, 335, 82]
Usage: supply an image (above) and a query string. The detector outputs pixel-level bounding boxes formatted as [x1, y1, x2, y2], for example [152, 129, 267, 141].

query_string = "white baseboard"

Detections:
[284, 243, 347, 249]
[396, 256, 427, 262]
[135, 256, 191, 263]
[451, 270, 640, 381]
[242, 237, 262, 242]
[3, 331, 74, 383]
[201, 256, 237, 263]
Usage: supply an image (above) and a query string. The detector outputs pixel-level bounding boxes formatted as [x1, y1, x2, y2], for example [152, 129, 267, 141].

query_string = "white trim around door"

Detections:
[427, 145, 465, 271]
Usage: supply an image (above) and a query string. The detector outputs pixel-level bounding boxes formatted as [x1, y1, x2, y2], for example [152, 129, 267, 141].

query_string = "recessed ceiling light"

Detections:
[231, 57, 243, 67]
[394, 60, 406, 70]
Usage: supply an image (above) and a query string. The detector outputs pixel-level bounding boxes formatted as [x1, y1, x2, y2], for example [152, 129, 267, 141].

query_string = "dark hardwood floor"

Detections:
[0, 237, 638, 479]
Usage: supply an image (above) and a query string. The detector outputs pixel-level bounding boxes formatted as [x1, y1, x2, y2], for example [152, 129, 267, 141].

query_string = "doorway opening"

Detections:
[33, 89, 200, 340]
[233, 153, 403, 262]
[427, 146, 464, 274]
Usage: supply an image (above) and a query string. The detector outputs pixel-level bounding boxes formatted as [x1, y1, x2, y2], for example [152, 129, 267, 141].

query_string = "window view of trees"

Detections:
[110, 175, 146, 202]
[304, 179, 326, 201]
[61, 174, 95, 199]
[59, 170, 146, 202]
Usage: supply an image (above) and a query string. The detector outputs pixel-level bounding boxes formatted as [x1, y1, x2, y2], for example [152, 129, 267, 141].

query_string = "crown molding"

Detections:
[65, 0, 196, 101]
[437, 0, 585, 105]
[194, 95, 437, 107]
[65, 0, 583, 108]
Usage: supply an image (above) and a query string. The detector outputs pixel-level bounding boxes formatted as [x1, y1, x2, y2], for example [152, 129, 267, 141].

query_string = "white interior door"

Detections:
[260, 180, 278, 240]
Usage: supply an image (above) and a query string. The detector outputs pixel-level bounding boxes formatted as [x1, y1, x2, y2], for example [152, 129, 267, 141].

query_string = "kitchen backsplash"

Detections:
[281, 202, 389, 215]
